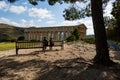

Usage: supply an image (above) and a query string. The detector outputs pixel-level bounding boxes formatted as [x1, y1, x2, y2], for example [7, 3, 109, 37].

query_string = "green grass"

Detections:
[0, 42, 15, 51]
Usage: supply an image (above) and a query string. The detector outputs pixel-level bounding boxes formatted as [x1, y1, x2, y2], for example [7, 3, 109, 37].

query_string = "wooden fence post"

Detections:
[61, 40, 64, 50]
[16, 41, 18, 55]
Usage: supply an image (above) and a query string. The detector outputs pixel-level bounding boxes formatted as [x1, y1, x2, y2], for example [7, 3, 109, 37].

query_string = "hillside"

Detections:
[0, 23, 25, 41]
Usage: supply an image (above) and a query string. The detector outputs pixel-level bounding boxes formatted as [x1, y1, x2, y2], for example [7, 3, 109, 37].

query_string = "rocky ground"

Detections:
[0, 41, 120, 80]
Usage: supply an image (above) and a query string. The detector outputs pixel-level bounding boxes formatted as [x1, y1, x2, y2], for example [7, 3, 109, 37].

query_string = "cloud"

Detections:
[20, 19, 35, 27]
[104, 3, 112, 17]
[9, 5, 27, 14]
[0, 17, 20, 26]
[0, 1, 7, 9]
[0, 1, 8, 11]
[20, 19, 27, 27]
[21, 19, 27, 23]
[28, 20, 34, 26]
[0, 17, 36, 27]
[22, 2, 28, 5]
[20, 19, 36, 27]
[0, 17, 10, 23]
[46, 20, 56, 24]
[104, 0, 115, 17]
[38, 19, 42, 22]
[29, 8, 54, 19]
[59, 20, 81, 26]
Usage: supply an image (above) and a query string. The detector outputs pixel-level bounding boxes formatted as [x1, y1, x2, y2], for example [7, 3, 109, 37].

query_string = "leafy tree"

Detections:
[111, 0, 120, 27]
[110, 0, 120, 41]
[104, 17, 116, 28]
[66, 34, 76, 42]
[72, 28, 80, 40]
[66, 28, 80, 42]
[104, 1, 120, 42]
[104, 17, 120, 42]
[7, 0, 115, 66]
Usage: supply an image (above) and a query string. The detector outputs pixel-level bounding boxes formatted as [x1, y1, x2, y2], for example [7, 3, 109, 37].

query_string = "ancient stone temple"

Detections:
[24, 24, 87, 41]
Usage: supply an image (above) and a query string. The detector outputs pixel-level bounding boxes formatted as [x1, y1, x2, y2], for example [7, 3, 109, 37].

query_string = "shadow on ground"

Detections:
[0, 50, 120, 80]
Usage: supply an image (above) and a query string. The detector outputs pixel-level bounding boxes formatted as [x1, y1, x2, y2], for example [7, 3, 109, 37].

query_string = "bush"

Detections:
[66, 35, 76, 42]
[66, 28, 80, 42]
[17, 36, 25, 41]
[30, 39, 38, 42]
[72, 28, 80, 40]
[11, 39, 16, 42]
[84, 37, 95, 44]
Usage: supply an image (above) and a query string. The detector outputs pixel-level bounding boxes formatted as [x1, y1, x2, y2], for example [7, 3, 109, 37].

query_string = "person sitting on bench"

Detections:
[49, 37, 54, 50]
[42, 37, 48, 51]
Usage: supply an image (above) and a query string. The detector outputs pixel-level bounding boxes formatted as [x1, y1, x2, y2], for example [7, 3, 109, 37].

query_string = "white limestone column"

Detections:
[59, 31, 62, 40]
[64, 31, 67, 40]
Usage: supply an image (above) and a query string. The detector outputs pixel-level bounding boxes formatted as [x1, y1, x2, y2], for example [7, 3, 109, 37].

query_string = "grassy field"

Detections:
[0, 42, 15, 51]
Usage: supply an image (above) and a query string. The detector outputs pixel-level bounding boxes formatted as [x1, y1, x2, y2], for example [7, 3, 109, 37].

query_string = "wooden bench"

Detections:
[16, 41, 64, 55]
[49, 41, 64, 50]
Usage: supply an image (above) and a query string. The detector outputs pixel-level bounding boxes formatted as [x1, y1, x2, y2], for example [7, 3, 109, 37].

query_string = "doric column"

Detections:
[30, 32, 32, 40]
[27, 32, 29, 40]
[35, 32, 36, 40]
[41, 32, 43, 40]
[29, 32, 32, 40]
[50, 31, 53, 38]
[68, 31, 71, 37]
[54, 31, 58, 41]
[33, 32, 35, 40]
[34, 32, 36, 40]
[39, 32, 41, 41]
[32, 32, 34, 40]
[59, 31, 62, 40]
[24, 32, 26, 40]
[36, 32, 38, 40]
[63, 31, 66, 40]
[26, 32, 28, 40]
[56, 31, 59, 40]
[47, 31, 49, 40]
[66, 31, 69, 38]
[52, 31, 55, 40]
[48, 31, 51, 39]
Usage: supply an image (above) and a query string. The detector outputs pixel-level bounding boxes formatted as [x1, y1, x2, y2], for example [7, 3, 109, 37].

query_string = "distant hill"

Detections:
[86, 35, 94, 38]
[0, 23, 25, 42]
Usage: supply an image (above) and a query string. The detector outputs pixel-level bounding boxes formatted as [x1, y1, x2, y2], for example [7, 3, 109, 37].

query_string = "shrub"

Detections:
[72, 28, 80, 40]
[84, 37, 95, 44]
[11, 39, 17, 42]
[66, 28, 80, 42]
[17, 36, 25, 41]
[30, 39, 37, 42]
[66, 35, 76, 42]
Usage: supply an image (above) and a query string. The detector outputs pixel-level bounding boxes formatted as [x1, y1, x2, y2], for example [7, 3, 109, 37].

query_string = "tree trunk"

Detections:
[91, 0, 114, 66]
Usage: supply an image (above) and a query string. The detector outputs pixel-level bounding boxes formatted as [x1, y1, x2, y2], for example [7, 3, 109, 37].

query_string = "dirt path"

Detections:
[0, 42, 120, 80]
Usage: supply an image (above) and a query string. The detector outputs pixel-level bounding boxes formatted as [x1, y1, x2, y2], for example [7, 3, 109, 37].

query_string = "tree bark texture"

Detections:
[91, 0, 113, 65]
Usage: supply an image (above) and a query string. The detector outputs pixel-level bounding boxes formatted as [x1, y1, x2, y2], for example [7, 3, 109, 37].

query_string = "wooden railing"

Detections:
[16, 41, 64, 55]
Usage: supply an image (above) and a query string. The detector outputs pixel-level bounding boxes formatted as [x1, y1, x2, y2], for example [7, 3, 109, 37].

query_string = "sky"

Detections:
[0, 0, 114, 35]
